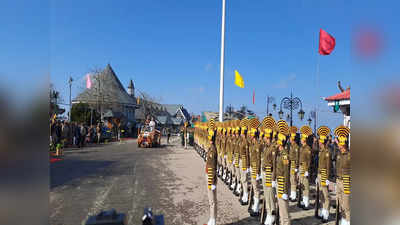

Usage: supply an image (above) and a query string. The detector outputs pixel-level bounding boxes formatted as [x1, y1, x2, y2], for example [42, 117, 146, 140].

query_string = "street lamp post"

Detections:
[310, 110, 317, 133]
[307, 117, 312, 126]
[68, 76, 73, 122]
[278, 92, 304, 127]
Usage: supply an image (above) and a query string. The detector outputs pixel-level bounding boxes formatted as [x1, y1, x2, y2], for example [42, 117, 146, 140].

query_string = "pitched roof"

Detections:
[156, 116, 167, 124]
[73, 64, 136, 106]
[324, 89, 350, 101]
[135, 100, 166, 120]
[179, 107, 191, 121]
[171, 117, 183, 125]
[163, 104, 182, 116]
[156, 115, 174, 125]
[162, 104, 190, 121]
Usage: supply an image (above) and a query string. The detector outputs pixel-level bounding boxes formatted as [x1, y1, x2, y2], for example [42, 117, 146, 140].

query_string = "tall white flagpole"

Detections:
[218, 0, 226, 122]
[315, 54, 320, 134]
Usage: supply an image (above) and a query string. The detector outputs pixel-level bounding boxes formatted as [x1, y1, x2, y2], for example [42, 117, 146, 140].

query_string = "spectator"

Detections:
[74, 122, 81, 148]
[96, 124, 101, 144]
[149, 117, 155, 131]
[85, 125, 91, 144]
[55, 121, 62, 145]
[167, 127, 171, 144]
[68, 122, 74, 146]
[61, 122, 69, 149]
[50, 122, 56, 146]
[89, 125, 95, 144]
[80, 124, 87, 147]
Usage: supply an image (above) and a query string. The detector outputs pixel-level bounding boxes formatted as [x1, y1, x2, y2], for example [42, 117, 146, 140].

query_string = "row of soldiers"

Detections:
[193, 116, 351, 225]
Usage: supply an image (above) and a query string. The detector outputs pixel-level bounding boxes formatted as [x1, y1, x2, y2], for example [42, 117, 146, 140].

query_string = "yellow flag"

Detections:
[234, 70, 244, 88]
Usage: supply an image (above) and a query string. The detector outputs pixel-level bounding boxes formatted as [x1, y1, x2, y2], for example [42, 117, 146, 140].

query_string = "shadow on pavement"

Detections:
[225, 214, 330, 225]
[50, 158, 115, 189]
[291, 214, 329, 225]
[223, 216, 259, 225]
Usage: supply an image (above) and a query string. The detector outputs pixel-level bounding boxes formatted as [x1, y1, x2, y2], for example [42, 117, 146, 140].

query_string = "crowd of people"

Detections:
[194, 116, 351, 225]
[50, 121, 107, 151]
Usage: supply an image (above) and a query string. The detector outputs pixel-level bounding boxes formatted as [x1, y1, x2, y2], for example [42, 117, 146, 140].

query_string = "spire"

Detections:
[127, 79, 135, 96]
[128, 79, 134, 89]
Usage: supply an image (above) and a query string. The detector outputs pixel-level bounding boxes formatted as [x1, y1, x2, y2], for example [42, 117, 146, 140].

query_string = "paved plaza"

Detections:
[50, 138, 335, 225]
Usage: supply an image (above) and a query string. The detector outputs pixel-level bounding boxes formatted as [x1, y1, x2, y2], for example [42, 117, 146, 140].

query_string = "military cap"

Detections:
[334, 125, 350, 146]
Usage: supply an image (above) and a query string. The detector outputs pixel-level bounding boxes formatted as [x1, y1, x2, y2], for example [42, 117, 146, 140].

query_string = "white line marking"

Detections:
[80, 177, 117, 225]
[127, 163, 138, 225]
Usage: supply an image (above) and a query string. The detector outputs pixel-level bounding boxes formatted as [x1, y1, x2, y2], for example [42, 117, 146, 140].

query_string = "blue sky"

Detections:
[1, 0, 399, 130]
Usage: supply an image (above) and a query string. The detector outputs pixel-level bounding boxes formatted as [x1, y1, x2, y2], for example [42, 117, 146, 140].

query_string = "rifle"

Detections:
[260, 199, 266, 224]
[232, 176, 237, 193]
[297, 145, 302, 207]
[314, 180, 320, 218]
[314, 146, 320, 217]
[275, 190, 280, 225]
[248, 186, 254, 213]
[297, 168, 302, 208]
[335, 197, 340, 225]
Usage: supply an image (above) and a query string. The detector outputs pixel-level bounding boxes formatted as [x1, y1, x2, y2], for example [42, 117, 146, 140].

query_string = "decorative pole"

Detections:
[290, 92, 293, 126]
[278, 92, 305, 127]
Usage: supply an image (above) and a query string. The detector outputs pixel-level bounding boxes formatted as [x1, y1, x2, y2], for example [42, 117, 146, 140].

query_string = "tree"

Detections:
[136, 90, 162, 120]
[239, 105, 247, 115]
[71, 102, 100, 125]
[49, 83, 65, 117]
[225, 105, 234, 117]
[90, 67, 113, 121]
[75, 66, 114, 122]
[228, 105, 255, 119]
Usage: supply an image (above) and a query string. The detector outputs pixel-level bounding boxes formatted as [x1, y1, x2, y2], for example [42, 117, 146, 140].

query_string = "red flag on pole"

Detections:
[252, 90, 255, 104]
[319, 29, 336, 55]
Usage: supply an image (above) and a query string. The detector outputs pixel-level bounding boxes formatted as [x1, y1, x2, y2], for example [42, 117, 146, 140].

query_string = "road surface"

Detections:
[50, 138, 335, 225]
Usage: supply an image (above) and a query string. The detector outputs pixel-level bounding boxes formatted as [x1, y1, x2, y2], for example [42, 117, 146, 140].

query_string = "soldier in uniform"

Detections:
[315, 126, 332, 222]
[248, 118, 262, 217]
[222, 125, 230, 185]
[334, 125, 351, 225]
[216, 125, 222, 178]
[239, 118, 250, 205]
[221, 125, 228, 182]
[299, 126, 313, 210]
[288, 126, 299, 202]
[227, 125, 235, 190]
[260, 116, 277, 225]
[233, 125, 242, 196]
[205, 119, 217, 225]
[201, 123, 207, 158]
[275, 120, 291, 225]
